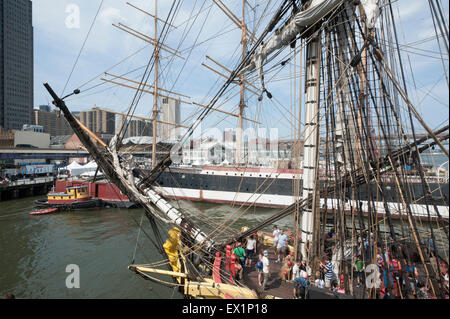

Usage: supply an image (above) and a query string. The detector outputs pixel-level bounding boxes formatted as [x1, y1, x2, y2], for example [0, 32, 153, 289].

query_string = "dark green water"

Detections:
[0, 196, 180, 298]
[0, 196, 447, 299]
[0, 196, 289, 299]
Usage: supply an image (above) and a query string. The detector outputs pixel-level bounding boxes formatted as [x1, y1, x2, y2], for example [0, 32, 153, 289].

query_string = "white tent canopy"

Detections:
[61, 161, 100, 176]
[61, 161, 85, 176]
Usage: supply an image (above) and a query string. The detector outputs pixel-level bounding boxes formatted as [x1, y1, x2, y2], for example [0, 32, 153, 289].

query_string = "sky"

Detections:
[32, 0, 449, 141]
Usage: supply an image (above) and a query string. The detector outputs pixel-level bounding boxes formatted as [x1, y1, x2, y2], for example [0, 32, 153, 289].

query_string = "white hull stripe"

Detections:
[155, 186, 449, 220]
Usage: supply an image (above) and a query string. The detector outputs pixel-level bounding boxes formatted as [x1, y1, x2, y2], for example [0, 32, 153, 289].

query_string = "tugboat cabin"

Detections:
[47, 186, 90, 204]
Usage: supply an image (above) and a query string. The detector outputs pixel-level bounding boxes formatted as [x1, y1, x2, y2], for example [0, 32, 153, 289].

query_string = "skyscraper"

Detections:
[0, 0, 34, 131]
[161, 97, 180, 141]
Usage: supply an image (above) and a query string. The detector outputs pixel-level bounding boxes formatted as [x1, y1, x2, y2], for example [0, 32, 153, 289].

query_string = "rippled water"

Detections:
[0, 196, 447, 298]
[0, 196, 180, 298]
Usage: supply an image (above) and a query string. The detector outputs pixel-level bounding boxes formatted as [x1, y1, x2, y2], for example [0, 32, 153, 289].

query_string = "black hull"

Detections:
[34, 198, 105, 211]
[150, 169, 449, 206]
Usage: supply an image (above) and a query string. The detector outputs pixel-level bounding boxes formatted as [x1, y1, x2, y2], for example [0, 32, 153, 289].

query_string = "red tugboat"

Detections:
[34, 180, 137, 210]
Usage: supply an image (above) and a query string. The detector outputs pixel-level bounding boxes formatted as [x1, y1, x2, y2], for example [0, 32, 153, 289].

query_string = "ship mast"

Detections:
[300, 34, 321, 262]
[152, 0, 159, 169]
[236, 0, 247, 166]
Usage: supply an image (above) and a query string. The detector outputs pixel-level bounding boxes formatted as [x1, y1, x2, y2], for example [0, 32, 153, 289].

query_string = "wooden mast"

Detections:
[237, 0, 247, 166]
[152, 0, 159, 169]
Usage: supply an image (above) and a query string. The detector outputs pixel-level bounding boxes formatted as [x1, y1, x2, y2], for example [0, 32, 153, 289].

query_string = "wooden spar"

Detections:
[100, 78, 191, 106]
[112, 23, 184, 60]
[130, 266, 188, 278]
[212, 0, 256, 42]
[126, 2, 177, 29]
[91, 106, 188, 128]
[205, 55, 260, 93]
[104, 72, 191, 99]
[118, 23, 181, 56]
[100, 78, 260, 125]
[192, 102, 260, 124]
[201, 62, 259, 96]
[74, 118, 107, 147]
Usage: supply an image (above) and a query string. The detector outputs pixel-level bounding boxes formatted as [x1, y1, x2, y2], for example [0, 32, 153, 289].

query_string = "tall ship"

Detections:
[44, 0, 448, 299]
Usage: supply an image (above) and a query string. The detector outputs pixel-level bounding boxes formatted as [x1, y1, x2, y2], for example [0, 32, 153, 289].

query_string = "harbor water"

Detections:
[0, 195, 447, 298]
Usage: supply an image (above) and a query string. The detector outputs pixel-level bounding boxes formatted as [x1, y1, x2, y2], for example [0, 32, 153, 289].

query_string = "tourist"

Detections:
[276, 229, 288, 262]
[321, 256, 335, 289]
[293, 267, 310, 299]
[234, 259, 243, 281]
[262, 250, 270, 291]
[256, 252, 264, 286]
[353, 255, 365, 288]
[314, 271, 325, 288]
[233, 242, 246, 271]
[245, 234, 257, 267]
[272, 226, 280, 252]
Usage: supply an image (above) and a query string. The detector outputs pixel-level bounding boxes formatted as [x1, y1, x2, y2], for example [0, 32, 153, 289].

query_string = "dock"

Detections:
[0, 176, 54, 201]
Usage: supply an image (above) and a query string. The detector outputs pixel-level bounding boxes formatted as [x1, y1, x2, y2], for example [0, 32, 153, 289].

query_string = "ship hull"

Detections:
[152, 167, 449, 220]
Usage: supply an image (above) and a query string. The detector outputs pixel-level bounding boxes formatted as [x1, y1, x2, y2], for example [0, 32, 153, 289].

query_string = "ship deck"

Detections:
[222, 241, 444, 299]
[240, 246, 294, 299]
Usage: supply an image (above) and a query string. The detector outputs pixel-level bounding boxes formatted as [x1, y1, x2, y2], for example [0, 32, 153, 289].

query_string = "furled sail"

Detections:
[239, 0, 343, 76]
[239, 0, 381, 94]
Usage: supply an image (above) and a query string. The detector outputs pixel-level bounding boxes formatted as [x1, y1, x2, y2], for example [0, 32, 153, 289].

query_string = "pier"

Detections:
[0, 176, 55, 201]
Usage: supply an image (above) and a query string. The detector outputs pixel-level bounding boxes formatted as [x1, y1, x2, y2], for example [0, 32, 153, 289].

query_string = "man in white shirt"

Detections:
[262, 250, 270, 291]
[276, 229, 288, 262]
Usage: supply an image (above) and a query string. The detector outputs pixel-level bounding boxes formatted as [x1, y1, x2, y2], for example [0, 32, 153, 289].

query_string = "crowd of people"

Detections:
[228, 226, 449, 300]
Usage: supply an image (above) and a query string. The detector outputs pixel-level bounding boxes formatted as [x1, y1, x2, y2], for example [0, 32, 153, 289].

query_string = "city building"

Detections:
[79, 108, 115, 135]
[160, 97, 180, 141]
[116, 115, 152, 138]
[34, 108, 73, 136]
[0, 0, 34, 131]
